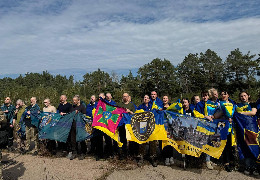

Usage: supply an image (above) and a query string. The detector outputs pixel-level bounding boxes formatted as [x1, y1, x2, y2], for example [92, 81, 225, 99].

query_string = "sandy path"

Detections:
[1, 152, 258, 180]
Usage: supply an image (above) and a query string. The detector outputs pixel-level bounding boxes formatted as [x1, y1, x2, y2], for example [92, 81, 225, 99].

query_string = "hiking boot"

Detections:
[206, 161, 213, 170]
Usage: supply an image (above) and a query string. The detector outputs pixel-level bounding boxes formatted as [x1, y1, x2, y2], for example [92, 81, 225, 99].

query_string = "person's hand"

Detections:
[10, 124, 13, 128]
[126, 108, 133, 114]
[60, 112, 66, 115]
[27, 111, 31, 114]
[205, 115, 213, 122]
[228, 118, 232, 123]
[3, 110, 8, 113]
[75, 110, 79, 114]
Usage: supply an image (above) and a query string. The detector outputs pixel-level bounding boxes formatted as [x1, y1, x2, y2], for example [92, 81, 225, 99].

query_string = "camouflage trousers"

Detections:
[25, 126, 39, 152]
[138, 141, 157, 158]
[13, 123, 25, 150]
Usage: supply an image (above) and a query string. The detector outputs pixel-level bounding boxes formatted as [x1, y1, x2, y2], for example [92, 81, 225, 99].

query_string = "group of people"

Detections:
[0, 88, 260, 176]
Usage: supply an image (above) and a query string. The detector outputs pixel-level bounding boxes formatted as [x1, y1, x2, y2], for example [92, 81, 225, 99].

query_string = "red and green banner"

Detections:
[92, 99, 126, 146]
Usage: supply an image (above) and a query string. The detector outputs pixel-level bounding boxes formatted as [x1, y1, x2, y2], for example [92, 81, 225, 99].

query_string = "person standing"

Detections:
[137, 95, 158, 167]
[56, 95, 72, 156]
[1, 97, 16, 151]
[43, 99, 57, 113]
[24, 97, 40, 155]
[13, 99, 27, 152]
[67, 95, 86, 160]
[117, 93, 136, 159]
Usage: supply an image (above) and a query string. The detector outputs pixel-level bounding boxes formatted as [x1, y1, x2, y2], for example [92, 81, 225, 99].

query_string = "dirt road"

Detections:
[2, 152, 258, 180]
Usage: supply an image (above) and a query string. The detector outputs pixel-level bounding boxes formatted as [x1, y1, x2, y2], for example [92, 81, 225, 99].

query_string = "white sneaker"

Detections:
[169, 157, 174, 165]
[206, 161, 213, 170]
[165, 158, 170, 166]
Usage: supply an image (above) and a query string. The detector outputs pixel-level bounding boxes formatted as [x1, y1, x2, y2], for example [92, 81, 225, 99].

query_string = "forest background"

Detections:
[0, 48, 259, 109]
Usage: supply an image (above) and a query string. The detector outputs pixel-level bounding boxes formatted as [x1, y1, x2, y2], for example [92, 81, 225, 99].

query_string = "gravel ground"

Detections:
[1, 152, 259, 180]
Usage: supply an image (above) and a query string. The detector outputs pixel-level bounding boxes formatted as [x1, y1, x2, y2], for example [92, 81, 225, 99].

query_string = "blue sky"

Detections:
[0, 0, 259, 79]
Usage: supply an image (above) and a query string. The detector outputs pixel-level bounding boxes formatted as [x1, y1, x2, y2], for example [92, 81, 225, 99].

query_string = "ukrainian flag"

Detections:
[124, 109, 167, 144]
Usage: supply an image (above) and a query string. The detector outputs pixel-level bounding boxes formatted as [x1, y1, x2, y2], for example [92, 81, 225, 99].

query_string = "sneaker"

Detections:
[169, 157, 174, 165]
[224, 164, 232, 172]
[252, 169, 259, 176]
[137, 158, 143, 167]
[165, 158, 170, 166]
[32, 151, 38, 156]
[151, 158, 157, 167]
[244, 169, 250, 175]
[67, 152, 74, 160]
[78, 154, 84, 160]
[206, 161, 213, 170]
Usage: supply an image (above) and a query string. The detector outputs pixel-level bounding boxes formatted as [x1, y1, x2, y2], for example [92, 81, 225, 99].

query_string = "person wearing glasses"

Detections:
[43, 99, 57, 113]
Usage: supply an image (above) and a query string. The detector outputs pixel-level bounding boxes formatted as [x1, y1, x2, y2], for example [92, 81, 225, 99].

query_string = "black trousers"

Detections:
[68, 120, 86, 154]
[7, 123, 13, 147]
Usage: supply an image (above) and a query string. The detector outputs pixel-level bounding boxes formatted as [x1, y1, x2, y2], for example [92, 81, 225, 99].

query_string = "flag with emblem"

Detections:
[92, 99, 127, 147]
[124, 109, 168, 144]
[233, 112, 260, 161]
[35, 111, 90, 142]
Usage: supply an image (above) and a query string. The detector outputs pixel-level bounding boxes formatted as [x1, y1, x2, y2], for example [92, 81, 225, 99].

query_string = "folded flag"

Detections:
[162, 110, 229, 158]
[92, 99, 127, 147]
[124, 109, 167, 144]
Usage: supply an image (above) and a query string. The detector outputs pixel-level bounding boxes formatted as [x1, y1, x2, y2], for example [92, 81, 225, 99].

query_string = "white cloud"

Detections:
[0, 0, 259, 75]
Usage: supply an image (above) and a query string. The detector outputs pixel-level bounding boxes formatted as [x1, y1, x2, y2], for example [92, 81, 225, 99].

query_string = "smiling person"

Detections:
[236, 91, 258, 176]
[43, 98, 56, 113]
[43, 98, 57, 155]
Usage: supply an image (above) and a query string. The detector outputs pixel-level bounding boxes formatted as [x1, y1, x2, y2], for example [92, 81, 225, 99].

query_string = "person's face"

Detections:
[31, 98, 36, 105]
[240, 92, 249, 103]
[202, 94, 209, 102]
[194, 96, 200, 104]
[4, 97, 11, 104]
[212, 91, 218, 100]
[73, 97, 79, 105]
[91, 96, 96, 103]
[221, 92, 229, 101]
[106, 94, 112, 101]
[16, 102, 20, 106]
[122, 93, 129, 102]
[143, 95, 150, 104]
[163, 96, 169, 104]
[151, 91, 157, 100]
[44, 100, 50, 107]
[182, 99, 189, 108]
[60, 95, 67, 103]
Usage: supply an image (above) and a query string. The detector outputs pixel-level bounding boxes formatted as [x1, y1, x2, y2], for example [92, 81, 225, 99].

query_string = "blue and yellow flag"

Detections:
[124, 109, 167, 144]
[233, 112, 259, 162]
[167, 102, 183, 114]
[162, 111, 229, 158]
